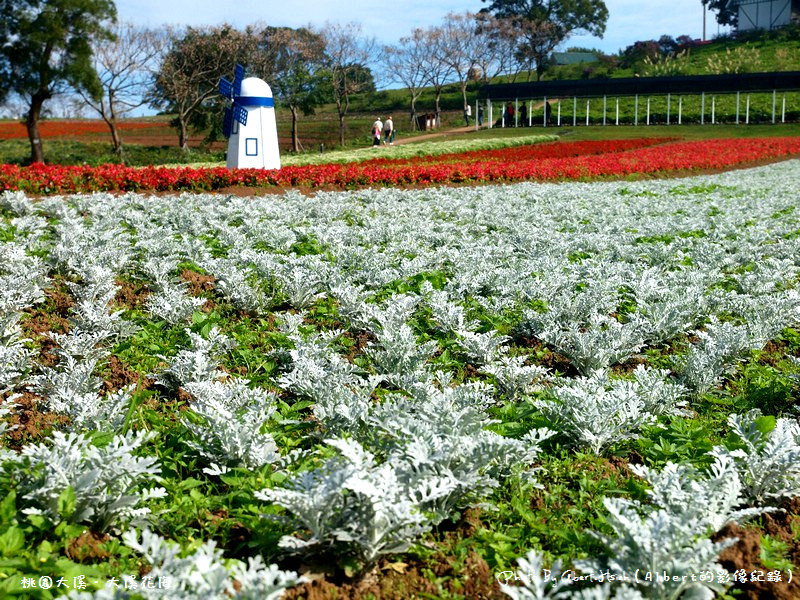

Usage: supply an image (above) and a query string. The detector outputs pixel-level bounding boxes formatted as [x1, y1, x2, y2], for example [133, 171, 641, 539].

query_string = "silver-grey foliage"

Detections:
[535, 368, 687, 455]
[4, 430, 164, 531]
[715, 409, 800, 504]
[113, 528, 303, 599]
[257, 438, 449, 564]
[182, 379, 280, 475]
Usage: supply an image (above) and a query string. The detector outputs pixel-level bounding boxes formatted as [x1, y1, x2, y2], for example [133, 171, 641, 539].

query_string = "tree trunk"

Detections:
[105, 91, 124, 157]
[291, 106, 300, 153]
[178, 117, 189, 150]
[410, 99, 418, 132]
[434, 91, 442, 128]
[26, 92, 48, 164]
[110, 121, 123, 155]
[337, 92, 350, 147]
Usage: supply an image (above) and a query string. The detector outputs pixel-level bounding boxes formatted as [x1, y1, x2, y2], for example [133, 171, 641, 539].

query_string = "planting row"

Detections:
[280, 132, 559, 166]
[1, 137, 799, 194]
[347, 137, 674, 168]
[0, 120, 161, 140]
[1, 161, 800, 598]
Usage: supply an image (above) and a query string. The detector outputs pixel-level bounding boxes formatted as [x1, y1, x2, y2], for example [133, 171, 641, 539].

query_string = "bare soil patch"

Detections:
[712, 497, 800, 600]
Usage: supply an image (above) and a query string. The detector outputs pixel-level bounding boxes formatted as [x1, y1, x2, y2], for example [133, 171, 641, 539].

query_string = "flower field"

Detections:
[279, 132, 561, 165]
[1, 136, 800, 194]
[0, 121, 162, 140]
[1, 157, 800, 599]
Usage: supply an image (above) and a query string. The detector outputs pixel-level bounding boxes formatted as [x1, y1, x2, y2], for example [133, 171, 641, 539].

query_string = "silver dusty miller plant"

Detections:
[677, 318, 752, 397]
[534, 367, 687, 455]
[714, 409, 800, 505]
[363, 323, 437, 388]
[365, 382, 553, 523]
[4, 430, 164, 531]
[152, 327, 234, 390]
[66, 528, 306, 600]
[29, 331, 132, 432]
[455, 328, 510, 366]
[257, 437, 452, 564]
[74, 528, 304, 600]
[574, 453, 767, 600]
[146, 281, 207, 325]
[527, 313, 648, 375]
[181, 378, 280, 475]
[1, 242, 48, 393]
[482, 355, 550, 401]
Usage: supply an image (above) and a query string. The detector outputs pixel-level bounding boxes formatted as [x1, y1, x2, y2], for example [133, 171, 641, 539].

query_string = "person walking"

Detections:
[372, 117, 383, 148]
[464, 104, 471, 126]
[520, 103, 527, 127]
[478, 104, 484, 127]
[383, 115, 394, 145]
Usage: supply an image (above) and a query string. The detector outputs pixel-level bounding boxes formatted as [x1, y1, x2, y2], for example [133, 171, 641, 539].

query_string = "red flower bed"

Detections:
[2, 137, 799, 195]
[356, 137, 675, 167]
[0, 120, 162, 140]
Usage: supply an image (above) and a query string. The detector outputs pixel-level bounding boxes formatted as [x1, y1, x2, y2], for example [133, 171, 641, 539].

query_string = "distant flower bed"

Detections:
[0, 120, 162, 140]
[1, 137, 799, 194]
[281, 132, 560, 165]
[358, 137, 674, 167]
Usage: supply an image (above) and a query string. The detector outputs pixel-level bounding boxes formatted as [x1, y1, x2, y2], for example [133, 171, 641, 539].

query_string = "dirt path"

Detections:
[394, 100, 556, 145]
[392, 125, 480, 145]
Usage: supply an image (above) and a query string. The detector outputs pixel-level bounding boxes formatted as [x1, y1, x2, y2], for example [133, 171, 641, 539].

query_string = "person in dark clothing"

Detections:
[520, 103, 527, 127]
[544, 101, 552, 125]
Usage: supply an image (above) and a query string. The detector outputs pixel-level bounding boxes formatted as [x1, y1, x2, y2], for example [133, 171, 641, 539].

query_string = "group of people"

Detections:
[371, 116, 395, 147]
[502, 101, 552, 126]
[370, 102, 501, 147]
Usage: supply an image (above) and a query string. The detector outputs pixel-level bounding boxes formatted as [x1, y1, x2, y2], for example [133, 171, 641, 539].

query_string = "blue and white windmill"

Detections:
[219, 63, 280, 170]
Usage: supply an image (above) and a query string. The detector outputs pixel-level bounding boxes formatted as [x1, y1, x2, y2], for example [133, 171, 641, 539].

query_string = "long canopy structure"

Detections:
[479, 71, 800, 101]
[474, 71, 800, 128]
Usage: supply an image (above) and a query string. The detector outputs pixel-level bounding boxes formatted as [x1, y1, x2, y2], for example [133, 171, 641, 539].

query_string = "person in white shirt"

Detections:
[371, 117, 383, 148]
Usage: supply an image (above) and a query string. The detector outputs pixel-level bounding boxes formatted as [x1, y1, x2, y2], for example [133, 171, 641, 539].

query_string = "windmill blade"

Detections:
[233, 104, 248, 127]
[233, 64, 245, 96]
[219, 77, 233, 98]
[223, 107, 233, 138]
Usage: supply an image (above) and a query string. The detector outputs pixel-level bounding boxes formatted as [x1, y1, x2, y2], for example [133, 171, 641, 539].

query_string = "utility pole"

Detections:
[702, 2, 707, 41]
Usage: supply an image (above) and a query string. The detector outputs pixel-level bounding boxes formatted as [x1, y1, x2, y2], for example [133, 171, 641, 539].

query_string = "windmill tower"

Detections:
[219, 64, 280, 170]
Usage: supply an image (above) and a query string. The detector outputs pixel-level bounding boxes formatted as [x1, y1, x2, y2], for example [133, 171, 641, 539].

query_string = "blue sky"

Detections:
[117, 0, 732, 56]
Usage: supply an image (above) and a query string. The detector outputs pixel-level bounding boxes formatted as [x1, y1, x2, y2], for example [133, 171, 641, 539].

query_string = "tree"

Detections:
[481, 0, 609, 80]
[263, 27, 327, 153]
[619, 40, 662, 68]
[420, 27, 454, 126]
[77, 23, 166, 158]
[481, 0, 608, 36]
[472, 14, 520, 84]
[438, 13, 484, 113]
[703, 0, 738, 27]
[482, 14, 559, 81]
[0, 0, 117, 164]
[383, 30, 430, 131]
[149, 25, 263, 150]
[320, 22, 376, 147]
